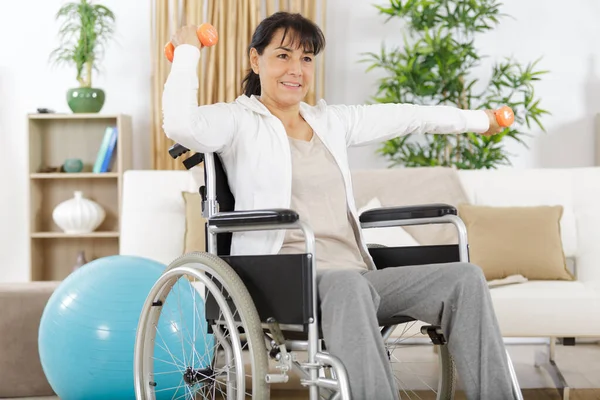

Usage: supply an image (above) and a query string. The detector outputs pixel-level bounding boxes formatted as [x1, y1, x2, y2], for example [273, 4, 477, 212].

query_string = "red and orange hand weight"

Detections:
[164, 23, 219, 62]
[494, 105, 514, 127]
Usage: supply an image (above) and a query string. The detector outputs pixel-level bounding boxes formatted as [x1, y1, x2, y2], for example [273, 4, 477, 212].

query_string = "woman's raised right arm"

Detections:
[162, 44, 237, 153]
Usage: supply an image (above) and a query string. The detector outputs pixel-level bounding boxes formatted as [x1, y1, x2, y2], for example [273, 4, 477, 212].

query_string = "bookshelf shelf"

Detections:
[27, 113, 132, 281]
[28, 113, 124, 120]
[30, 173, 119, 179]
[31, 232, 120, 239]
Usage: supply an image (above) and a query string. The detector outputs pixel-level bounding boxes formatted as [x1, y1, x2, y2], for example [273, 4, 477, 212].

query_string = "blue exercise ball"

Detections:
[38, 255, 214, 400]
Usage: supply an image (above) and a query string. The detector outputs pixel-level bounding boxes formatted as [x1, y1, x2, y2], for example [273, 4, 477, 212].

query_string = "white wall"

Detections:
[1, 0, 599, 282]
[0, 0, 151, 282]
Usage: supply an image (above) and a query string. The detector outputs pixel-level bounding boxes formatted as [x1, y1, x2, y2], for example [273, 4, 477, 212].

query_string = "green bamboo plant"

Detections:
[361, 0, 550, 169]
[49, 0, 116, 88]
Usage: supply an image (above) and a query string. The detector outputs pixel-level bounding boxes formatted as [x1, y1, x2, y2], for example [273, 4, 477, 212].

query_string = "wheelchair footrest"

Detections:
[420, 325, 446, 345]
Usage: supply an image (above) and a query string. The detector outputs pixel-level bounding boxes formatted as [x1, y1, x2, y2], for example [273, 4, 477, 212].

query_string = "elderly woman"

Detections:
[162, 11, 515, 400]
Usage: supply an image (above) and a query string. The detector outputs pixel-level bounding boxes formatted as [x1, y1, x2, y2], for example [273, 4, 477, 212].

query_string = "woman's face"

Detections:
[250, 28, 315, 108]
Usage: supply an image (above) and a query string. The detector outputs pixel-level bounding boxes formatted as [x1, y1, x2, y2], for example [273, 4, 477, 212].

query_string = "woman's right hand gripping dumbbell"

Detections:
[164, 23, 218, 62]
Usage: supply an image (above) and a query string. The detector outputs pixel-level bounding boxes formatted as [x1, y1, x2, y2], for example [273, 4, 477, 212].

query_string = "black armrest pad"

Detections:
[359, 203, 457, 224]
[209, 209, 299, 228]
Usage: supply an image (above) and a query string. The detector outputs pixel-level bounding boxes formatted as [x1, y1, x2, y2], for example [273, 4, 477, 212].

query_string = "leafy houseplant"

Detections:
[362, 0, 550, 169]
[49, 0, 115, 113]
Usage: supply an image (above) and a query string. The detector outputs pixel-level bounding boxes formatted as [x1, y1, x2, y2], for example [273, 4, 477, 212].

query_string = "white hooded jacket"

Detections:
[162, 45, 490, 263]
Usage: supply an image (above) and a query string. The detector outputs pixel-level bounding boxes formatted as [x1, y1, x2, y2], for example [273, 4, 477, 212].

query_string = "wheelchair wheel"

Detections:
[385, 322, 456, 400]
[134, 252, 269, 399]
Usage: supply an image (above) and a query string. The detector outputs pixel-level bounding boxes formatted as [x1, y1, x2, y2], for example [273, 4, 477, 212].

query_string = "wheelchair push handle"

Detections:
[168, 143, 204, 170]
[168, 143, 190, 159]
[164, 23, 219, 62]
[494, 106, 514, 127]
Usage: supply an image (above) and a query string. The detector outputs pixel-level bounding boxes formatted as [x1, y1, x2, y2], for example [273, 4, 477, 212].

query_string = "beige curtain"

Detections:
[151, 0, 327, 170]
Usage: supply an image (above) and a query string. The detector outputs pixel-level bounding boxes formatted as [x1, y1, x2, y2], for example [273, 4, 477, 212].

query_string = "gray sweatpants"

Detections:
[317, 262, 515, 400]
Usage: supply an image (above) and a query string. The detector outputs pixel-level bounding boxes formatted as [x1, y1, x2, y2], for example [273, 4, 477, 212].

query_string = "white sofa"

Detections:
[119, 166, 600, 397]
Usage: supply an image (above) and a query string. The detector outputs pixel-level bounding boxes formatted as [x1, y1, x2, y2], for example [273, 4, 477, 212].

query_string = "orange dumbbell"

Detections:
[495, 105, 514, 127]
[164, 23, 219, 62]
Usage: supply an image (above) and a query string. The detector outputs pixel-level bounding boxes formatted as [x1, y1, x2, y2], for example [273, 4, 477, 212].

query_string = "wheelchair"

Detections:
[133, 144, 524, 400]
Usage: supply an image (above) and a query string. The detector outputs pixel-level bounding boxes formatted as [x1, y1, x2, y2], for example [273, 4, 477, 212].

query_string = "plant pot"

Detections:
[67, 87, 105, 113]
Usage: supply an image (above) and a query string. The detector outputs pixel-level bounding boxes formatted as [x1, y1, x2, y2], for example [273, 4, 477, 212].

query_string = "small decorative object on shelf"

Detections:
[52, 191, 106, 234]
[63, 158, 84, 173]
[73, 250, 88, 271]
[37, 108, 55, 114]
[37, 165, 63, 173]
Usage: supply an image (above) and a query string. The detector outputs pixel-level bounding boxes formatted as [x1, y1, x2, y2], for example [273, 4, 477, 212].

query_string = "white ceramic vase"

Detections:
[52, 191, 106, 234]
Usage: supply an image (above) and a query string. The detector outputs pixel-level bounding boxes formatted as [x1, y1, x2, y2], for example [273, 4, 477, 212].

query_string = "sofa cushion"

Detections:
[489, 281, 600, 337]
[458, 204, 573, 281]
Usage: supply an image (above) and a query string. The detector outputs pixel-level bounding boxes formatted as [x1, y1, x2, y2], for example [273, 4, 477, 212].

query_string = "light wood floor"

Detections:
[14, 343, 600, 400]
[18, 389, 600, 400]
[270, 388, 600, 399]
[270, 342, 600, 399]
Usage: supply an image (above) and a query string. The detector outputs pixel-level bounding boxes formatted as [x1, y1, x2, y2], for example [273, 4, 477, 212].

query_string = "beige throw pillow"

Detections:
[182, 192, 207, 253]
[457, 204, 573, 281]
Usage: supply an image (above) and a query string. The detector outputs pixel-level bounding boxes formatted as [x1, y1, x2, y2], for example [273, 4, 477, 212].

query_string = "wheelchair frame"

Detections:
[203, 152, 352, 399]
[136, 144, 524, 400]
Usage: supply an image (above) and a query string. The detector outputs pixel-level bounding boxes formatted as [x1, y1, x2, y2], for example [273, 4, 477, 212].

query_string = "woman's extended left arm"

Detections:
[328, 103, 498, 147]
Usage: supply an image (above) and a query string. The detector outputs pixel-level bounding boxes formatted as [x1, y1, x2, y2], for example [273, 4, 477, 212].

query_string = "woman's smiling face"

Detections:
[250, 28, 315, 108]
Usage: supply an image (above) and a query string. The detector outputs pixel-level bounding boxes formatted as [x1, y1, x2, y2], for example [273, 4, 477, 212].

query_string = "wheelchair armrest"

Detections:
[209, 209, 299, 228]
[359, 203, 457, 224]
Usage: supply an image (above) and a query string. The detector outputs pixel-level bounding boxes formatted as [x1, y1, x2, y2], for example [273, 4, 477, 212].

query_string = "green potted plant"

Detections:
[49, 0, 116, 113]
[361, 0, 550, 169]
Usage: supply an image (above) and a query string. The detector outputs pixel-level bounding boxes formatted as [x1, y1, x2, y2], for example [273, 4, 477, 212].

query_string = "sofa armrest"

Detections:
[209, 209, 299, 228]
[359, 203, 457, 224]
[0, 282, 58, 398]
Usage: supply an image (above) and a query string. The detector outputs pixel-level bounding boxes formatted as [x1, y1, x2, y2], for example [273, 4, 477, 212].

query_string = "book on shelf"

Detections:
[93, 126, 118, 173]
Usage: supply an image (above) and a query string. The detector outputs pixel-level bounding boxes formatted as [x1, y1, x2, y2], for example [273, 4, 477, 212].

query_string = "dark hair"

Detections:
[241, 12, 326, 97]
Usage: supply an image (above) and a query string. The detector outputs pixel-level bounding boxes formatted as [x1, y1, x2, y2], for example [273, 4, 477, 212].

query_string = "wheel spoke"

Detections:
[385, 324, 456, 399]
